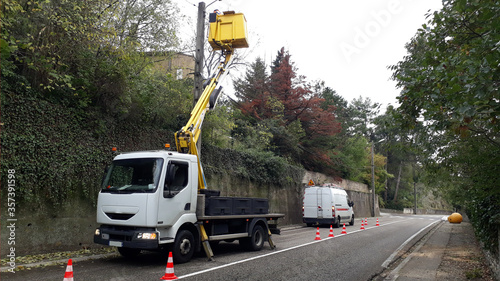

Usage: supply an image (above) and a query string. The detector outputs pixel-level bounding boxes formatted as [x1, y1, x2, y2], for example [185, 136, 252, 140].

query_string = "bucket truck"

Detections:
[94, 11, 284, 264]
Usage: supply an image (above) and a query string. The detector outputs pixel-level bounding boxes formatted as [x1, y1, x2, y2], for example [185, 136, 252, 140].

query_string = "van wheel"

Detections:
[173, 230, 195, 264]
[349, 215, 355, 226]
[240, 225, 265, 251]
[334, 217, 341, 228]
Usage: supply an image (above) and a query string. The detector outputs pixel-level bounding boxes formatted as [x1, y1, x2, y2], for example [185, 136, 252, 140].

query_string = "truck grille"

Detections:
[105, 213, 134, 220]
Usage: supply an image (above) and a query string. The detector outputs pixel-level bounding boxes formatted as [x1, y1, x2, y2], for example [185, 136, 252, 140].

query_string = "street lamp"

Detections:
[371, 142, 375, 217]
[371, 139, 385, 217]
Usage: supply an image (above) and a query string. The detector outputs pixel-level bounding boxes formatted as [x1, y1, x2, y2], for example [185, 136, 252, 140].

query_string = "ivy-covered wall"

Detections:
[0, 93, 170, 255]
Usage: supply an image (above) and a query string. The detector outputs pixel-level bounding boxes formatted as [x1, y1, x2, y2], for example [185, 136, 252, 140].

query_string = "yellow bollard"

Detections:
[448, 212, 463, 223]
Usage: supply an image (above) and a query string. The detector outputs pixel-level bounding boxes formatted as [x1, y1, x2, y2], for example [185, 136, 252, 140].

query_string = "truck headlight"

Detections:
[95, 229, 100, 236]
[136, 232, 157, 239]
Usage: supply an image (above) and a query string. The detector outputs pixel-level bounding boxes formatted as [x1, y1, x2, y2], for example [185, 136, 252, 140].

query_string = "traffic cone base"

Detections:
[161, 252, 178, 280]
[328, 225, 334, 237]
[63, 259, 74, 281]
[314, 227, 321, 240]
[341, 223, 347, 234]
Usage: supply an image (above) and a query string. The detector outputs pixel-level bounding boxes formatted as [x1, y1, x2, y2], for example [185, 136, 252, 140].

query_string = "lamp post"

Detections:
[371, 142, 375, 217]
[370, 139, 385, 217]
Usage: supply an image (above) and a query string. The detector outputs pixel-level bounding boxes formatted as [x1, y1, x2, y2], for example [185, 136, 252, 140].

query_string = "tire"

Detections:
[172, 230, 195, 264]
[334, 217, 341, 228]
[349, 215, 355, 226]
[240, 225, 265, 251]
[117, 247, 141, 258]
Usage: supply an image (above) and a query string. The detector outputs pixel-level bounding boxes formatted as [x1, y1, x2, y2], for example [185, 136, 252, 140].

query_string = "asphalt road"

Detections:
[2, 214, 445, 280]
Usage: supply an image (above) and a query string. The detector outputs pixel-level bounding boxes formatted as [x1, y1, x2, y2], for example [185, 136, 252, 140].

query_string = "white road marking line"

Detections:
[381, 220, 440, 268]
[178, 219, 406, 279]
[384, 221, 443, 281]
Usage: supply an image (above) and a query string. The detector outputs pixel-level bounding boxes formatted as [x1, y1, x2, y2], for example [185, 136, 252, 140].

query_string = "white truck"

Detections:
[302, 184, 355, 227]
[93, 11, 284, 264]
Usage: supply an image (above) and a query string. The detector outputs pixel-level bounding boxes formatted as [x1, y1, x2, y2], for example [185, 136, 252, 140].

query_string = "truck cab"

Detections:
[94, 151, 201, 258]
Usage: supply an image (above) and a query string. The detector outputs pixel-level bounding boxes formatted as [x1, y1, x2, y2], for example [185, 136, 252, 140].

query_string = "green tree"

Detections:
[390, 0, 500, 254]
[202, 98, 237, 147]
[347, 96, 381, 139]
[1, 0, 180, 115]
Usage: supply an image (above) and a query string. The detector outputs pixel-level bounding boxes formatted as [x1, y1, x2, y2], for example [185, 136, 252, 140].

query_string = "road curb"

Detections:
[0, 252, 119, 273]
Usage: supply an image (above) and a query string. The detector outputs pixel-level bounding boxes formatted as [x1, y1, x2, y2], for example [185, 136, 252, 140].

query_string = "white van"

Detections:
[302, 185, 354, 227]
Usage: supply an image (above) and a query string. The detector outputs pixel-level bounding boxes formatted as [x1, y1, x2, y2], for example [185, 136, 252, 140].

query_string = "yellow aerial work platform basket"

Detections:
[208, 11, 249, 50]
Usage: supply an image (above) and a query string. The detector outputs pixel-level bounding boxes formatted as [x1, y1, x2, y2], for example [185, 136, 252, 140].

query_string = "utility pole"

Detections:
[413, 166, 418, 215]
[194, 2, 206, 106]
[194, 2, 206, 155]
[414, 181, 417, 215]
[371, 142, 376, 217]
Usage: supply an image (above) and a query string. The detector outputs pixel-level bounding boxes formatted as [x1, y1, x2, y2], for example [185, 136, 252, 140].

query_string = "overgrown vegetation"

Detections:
[390, 0, 500, 256]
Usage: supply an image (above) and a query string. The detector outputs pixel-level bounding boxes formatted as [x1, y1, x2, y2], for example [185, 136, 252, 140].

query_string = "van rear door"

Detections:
[321, 188, 334, 219]
[317, 188, 325, 218]
[303, 187, 318, 219]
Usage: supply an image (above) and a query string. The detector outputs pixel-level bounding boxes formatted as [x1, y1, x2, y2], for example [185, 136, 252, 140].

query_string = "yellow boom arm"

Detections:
[174, 51, 232, 190]
[174, 10, 248, 192]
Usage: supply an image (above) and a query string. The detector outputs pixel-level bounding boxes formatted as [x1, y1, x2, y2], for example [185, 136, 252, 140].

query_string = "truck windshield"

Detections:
[101, 158, 163, 193]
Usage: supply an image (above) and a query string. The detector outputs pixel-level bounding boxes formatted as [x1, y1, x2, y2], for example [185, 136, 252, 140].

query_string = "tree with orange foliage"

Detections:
[233, 48, 341, 174]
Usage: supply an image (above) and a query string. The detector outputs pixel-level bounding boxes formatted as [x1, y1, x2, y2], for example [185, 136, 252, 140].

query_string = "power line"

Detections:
[183, 0, 196, 7]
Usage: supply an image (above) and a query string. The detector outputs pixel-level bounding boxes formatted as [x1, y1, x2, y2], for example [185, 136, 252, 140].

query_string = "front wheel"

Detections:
[173, 230, 195, 264]
[240, 225, 265, 251]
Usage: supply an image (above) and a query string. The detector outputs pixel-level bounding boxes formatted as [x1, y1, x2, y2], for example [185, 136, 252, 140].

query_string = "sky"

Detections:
[177, 0, 444, 111]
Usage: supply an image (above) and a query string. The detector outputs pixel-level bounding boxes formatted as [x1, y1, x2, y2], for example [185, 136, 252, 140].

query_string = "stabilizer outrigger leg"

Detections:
[198, 224, 215, 261]
[267, 225, 276, 249]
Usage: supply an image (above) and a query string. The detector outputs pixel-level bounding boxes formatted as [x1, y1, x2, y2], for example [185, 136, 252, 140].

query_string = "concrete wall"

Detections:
[1, 198, 99, 256]
[403, 208, 453, 215]
[207, 173, 303, 226]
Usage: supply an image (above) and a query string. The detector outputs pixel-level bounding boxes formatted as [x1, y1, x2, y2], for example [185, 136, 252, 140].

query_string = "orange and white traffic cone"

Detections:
[160, 252, 178, 280]
[376, 218, 380, 226]
[365, 218, 368, 226]
[63, 259, 74, 281]
[360, 221, 365, 230]
[314, 227, 321, 240]
[341, 223, 347, 234]
[328, 225, 334, 237]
